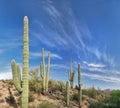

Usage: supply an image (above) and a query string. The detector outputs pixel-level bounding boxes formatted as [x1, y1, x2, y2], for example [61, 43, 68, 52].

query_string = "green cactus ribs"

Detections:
[11, 16, 29, 108]
[68, 59, 75, 89]
[78, 64, 82, 108]
[66, 81, 70, 107]
[40, 48, 50, 93]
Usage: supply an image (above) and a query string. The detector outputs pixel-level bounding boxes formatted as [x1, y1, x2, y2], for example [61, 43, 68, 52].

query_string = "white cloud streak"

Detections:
[83, 61, 106, 68]
[32, 0, 91, 52]
[30, 51, 62, 60]
[51, 64, 69, 70]
[82, 73, 120, 83]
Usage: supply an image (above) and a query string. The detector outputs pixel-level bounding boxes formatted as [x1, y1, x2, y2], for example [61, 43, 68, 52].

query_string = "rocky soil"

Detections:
[0, 80, 89, 108]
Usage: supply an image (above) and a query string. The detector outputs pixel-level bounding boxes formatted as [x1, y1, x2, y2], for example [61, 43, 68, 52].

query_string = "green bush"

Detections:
[104, 90, 120, 108]
[29, 92, 35, 102]
[38, 102, 54, 108]
[71, 93, 78, 101]
[48, 79, 57, 92]
[57, 80, 66, 92]
[29, 68, 43, 94]
[48, 79, 57, 87]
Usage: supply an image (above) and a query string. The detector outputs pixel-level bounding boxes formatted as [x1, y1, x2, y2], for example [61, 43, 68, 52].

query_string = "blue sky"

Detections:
[0, 0, 120, 89]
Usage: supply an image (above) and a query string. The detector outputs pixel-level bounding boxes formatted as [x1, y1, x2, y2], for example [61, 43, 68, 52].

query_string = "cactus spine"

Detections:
[66, 81, 70, 107]
[78, 64, 82, 108]
[40, 48, 50, 92]
[11, 16, 29, 108]
[68, 59, 75, 89]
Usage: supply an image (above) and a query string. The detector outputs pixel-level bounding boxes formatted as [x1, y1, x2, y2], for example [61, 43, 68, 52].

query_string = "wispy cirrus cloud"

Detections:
[82, 73, 120, 83]
[51, 64, 69, 70]
[30, 51, 62, 60]
[32, 0, 91, 52]
[86, 47, 116, 67]
[81, 61, 120, 76]
[83, 61, 106, 68]
[32, 0, 116, 67]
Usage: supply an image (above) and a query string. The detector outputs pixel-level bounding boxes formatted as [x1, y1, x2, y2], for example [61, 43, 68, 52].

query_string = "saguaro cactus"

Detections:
[68, 59, 75, 89]
[40, 48, 50, 92]
[66, 81, 69, 107]
[11, 16, 29, 108]
[45, 52, 50, 92]
[78, 64, 82, 108]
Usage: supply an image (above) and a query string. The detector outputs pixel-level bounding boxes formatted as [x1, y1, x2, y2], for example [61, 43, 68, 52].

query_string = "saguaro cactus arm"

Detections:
[11, 60, 22, 93]
[40, 62, 44, 79]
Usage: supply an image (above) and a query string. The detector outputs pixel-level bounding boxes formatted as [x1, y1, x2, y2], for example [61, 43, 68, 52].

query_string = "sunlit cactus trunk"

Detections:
[45, 52, 50, 92]
[40, 48, 50, 93]
[66, 81, 70, 107]
[78, 64, 82, 108]
[22, 16, 29, 108]
[68, 59, 75, 89]
[11, 16, 29, 108]
[42, 48, 45, 92]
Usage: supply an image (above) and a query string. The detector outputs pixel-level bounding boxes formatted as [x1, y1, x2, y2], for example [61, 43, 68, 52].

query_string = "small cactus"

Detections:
[11, 16, 29, 108]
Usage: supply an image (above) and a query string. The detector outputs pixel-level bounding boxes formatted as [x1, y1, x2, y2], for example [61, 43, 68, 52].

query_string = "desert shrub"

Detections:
[104, 90, 120, 108]
[75, 85, 79, 90]
[71, 93, 78, 101]
[38, 102, 55, 108]
[57, 81, 66, 92]
[49, 79, 57, 87]
[82, 95, 89, 100]
[29, 92, 35, 102]
[82, 87, 101, 99]
[29, 80, 42, 93]
[29, 68, 43, 93]
[48, 79, 57, 92]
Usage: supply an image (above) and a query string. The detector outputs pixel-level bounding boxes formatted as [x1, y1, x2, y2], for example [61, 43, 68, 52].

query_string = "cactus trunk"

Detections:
[45, 52, 50, 92]
[66, 81, 69, 107]
[22, 16, 29, 108]
[40, 49, 50, 93]
[42, 48, 45, 92]
[78, 64, 82, 108]
[68, 59, 75, 89]
[11, 16, 29, 108]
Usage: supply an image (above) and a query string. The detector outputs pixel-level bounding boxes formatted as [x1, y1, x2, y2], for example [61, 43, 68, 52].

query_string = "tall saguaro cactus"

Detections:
[40, 48, 50, 92]
[78, 64, 82, 108]
[45, 52, 50, 92]
[11, 16, 29, 108]
[66, 81, 70, 107]
[68, 59, 75, 89]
